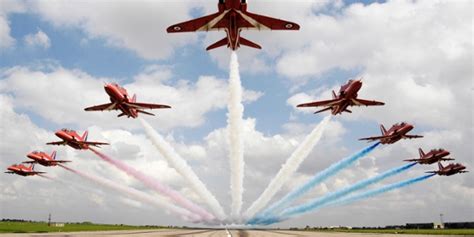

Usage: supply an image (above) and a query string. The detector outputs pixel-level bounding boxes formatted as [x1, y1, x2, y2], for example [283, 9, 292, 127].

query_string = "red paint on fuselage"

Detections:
[104, 83, 139, 118]
[26, 151, 62, 167]
[379, 123, 414, 144]
[55, 129, 89, 150]
[436, 163, 467, 176]
[7, 164, 36, 176]
[331, 80, 363, 115]
[218, 0, 248, 50]
[418, 149, 451, 165]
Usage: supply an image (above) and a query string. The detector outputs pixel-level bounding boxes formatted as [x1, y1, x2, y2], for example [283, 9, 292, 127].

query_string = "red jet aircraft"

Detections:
[47, 129, 109, 150]
[404, 148, 454, 165]
[297, 79, 385, 115]
[84, 83, 171, 118]
[5, 164, 45, 176]
[359, 122, 423, 144]
[167, 0, 300, 50]
[427, 162, 468, 176]
[23, 150, 71, 167]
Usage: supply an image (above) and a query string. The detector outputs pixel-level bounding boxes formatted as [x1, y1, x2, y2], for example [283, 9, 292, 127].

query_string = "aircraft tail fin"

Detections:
[118, 112, 127, 117]
[206, 37, 229, 51]
[239, 37, 262, 49]
[380, 124, 387, 135]
[332, 90, 337, 99]
[132, 94, 136, 103]
[82, 131, 89, 141]
[418, 148, 425, 158]
[51, 151, 57, 160]
[438, 161, 444, 170]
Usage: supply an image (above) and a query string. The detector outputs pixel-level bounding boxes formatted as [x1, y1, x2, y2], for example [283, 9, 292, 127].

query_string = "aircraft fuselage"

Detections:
[104, 84, 139, 118]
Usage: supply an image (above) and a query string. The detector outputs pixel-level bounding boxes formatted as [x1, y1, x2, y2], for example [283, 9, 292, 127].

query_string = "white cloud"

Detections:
[0, 65, 262, 131]
[285, 0, 471, 129]
[27, 0, 209, 59]
[1, 0, 473, 227]
[0, 0, 26, 48]
[24, 29, 51, 48]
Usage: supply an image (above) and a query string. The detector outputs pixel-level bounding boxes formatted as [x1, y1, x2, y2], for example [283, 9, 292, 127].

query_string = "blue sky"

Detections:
[0, 0, 472, 227]
[1, 3, 368, 141]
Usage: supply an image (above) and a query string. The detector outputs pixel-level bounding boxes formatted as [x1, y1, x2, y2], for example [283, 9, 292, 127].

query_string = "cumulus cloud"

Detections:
[24, 30, 51, 48]
[0, 0, 26, 48]
[0, 65, 262, 131]
[27, 0, 208, 59]
[1, 0, 472, 228]
[284, 0, 472, 129]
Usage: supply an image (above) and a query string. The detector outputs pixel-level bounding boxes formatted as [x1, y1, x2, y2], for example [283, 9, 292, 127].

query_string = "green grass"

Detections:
[306, 228, 474, 235]
[0, 221, 165, 233]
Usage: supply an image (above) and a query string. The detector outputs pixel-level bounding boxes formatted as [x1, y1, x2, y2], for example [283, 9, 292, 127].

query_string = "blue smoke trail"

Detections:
[249, 143, 380, 224]
[327, 173, 436, 208]
[281, 162, 417, 217]
[260, 173, 435, 225]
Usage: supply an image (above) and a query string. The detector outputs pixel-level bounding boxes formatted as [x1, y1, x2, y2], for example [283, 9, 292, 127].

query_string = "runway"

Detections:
[1, 229, 464, 237]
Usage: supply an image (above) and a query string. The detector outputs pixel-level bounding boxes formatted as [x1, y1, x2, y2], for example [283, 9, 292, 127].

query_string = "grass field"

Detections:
[0, 221, 165, 233]
[313, 228, 474, 235]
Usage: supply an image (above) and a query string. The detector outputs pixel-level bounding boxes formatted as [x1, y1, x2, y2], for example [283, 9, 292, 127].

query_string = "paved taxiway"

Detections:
[1, 229, 467, 236]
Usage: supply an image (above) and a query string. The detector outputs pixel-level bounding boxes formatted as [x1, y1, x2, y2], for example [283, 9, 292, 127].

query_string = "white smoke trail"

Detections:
[139, 118, 226, 221]
[228, 51, 245, 219]
[244, 115, 331, 219]
[59, 164, 200, 222]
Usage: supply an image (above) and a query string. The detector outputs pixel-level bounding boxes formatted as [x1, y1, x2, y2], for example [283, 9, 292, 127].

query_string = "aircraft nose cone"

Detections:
[104, 84, 114, 93]
[354, 80, 362, 87]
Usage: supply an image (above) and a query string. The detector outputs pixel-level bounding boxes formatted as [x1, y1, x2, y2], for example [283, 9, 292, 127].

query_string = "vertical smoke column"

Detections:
[89, 148, 215, 221]
[228, 51, 245, 219]
[244, 115, 331, 219]
[139, 118, 226, 220]
[58, 164, 200, 222]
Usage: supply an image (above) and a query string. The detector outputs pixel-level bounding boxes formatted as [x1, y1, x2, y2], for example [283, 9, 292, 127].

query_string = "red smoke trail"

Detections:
[59, 164, 200, 222]
[89, 148, 215, 221]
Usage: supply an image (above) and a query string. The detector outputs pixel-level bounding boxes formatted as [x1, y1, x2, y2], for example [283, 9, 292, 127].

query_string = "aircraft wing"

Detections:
[350, 98, 385, 106]
[125, 102, 171, 110]
[241, 12, 300, 30]
[47, 141, 66, 146]
[440, 158, 455, 161]
[84, 103, 117, 111]
[167, 12, 225, 33]
[31, 171, 46, 174]
[22, 161, 37, 164]
[5, 171, 14, 174]
[82, 141, 109, 147]
[297, 99, 343, 108]
[53, 160, 71, 163]
[358, 135, 388, 141]
[403, 159, 420, 162]
[404, 135, 424, 139]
